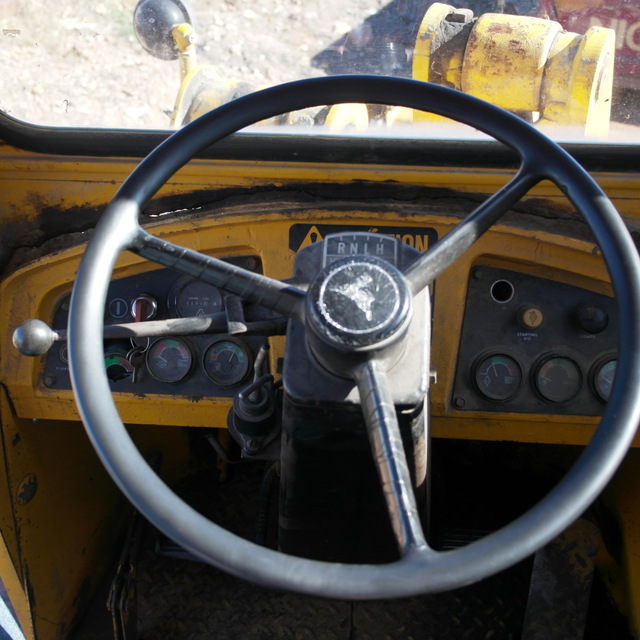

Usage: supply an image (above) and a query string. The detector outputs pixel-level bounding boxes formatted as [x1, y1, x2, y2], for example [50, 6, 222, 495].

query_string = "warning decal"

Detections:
[289, 224, 438, 253]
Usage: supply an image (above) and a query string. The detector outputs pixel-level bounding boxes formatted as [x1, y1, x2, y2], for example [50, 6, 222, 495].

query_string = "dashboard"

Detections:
[36, 247, 618, 422]
[1, 199, 628, 447]
[452, 265, 617, 416]
[42, 255, 270, 398]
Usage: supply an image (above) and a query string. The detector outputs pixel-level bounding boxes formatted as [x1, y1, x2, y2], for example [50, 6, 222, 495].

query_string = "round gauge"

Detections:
[534, 356, 581, 403]
[146, 338, 193, 383]
[474, 354, 522, 401]
[204, 339, 252, 387]
[594, 359, 617, 402]
[104, 343, 134, 382]
[170, 278, 223, 318]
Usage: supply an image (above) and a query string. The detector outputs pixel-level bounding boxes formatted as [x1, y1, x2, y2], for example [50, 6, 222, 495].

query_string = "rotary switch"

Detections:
[519, 306, 543, 329]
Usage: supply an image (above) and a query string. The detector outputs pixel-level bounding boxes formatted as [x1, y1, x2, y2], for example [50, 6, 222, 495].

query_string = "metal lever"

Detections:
[13, 315, 288, 357]
[12, 319, 59, 356]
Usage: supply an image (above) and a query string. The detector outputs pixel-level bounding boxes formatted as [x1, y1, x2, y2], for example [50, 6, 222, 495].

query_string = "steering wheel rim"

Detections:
[68, 75, 640, 599]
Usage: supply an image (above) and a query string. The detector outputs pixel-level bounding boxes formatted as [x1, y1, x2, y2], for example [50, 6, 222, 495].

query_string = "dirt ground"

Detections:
[0, 0, 390, 129]
[2, 0, 640, 135]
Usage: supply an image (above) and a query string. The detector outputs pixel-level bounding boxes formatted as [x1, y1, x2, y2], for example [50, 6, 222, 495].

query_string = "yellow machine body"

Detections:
[412, 3, 615, 135]
[0, 131, 639, 638]
[0, 2, 638, 639]
[171, 4, 614, 135]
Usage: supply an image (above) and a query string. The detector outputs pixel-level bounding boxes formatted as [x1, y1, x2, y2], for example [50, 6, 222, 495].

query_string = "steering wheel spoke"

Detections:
[353, 360, 432, 557]
[131, 229, 306, 320]
[404, 164, 542, 294]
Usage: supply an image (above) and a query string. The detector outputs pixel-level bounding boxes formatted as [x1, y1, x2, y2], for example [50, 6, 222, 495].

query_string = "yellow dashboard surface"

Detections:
[1, 199, 631, 447]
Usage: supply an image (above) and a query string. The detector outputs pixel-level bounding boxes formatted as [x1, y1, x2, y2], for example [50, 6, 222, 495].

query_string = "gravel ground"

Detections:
[3, 1, 639, 135]
[0, 0, 390, 129]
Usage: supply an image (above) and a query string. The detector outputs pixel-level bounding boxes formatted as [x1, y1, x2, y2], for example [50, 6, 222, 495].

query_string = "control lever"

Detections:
[12, 319, 59, 356]
[12, 314, 288, 356]
[224, 294, 248, 334]
[228, 345, 280, 459]
[228, 374, 278, 457]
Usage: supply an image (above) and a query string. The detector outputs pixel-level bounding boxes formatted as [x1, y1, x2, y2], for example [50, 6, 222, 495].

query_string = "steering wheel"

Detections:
[68, 76, 640, 599]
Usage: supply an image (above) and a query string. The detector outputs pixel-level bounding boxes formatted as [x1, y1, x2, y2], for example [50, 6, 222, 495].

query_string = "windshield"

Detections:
[1, 0, 639, 141]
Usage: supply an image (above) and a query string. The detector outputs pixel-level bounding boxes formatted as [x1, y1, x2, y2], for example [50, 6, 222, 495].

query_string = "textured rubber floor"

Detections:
[136, 554, 530, 640]
[134, 463, 531, 640]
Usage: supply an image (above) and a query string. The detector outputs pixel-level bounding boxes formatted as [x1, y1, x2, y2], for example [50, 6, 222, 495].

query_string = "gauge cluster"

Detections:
[43, 256, 266, 397]
[452, 266, 618, 416]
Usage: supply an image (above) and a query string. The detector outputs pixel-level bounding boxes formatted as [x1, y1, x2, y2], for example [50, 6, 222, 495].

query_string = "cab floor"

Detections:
[136, 554, 530, 640]
[76, 451, 630, 640]
[133, 461, 530, 640]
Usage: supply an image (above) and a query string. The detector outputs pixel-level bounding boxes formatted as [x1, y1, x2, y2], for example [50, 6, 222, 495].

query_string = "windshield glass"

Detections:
[1, 0, 639, 141]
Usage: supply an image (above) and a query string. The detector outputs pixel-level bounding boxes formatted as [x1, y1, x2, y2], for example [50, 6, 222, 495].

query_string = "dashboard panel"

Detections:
[43, 255, 269, 398]
[452, 266, 617, 416]
[1, 204, 630, 445]
[39, 253, 618, 420]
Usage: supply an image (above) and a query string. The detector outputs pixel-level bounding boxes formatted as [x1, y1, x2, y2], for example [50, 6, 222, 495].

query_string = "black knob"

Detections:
[576, 305, 608, 334]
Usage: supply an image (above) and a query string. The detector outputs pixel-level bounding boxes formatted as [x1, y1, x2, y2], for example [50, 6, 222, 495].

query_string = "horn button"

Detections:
[306, 255, 413, 374]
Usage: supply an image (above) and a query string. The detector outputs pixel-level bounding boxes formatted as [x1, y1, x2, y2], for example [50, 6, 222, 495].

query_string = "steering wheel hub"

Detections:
[306, 256, 412, 349]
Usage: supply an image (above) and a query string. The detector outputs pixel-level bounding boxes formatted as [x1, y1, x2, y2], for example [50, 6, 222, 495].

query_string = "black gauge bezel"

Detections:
[590, 354, 618, 403]
[203, 337, 253, 387]
[472, 352, 524, 402]
[168, 275, 224, 318]
[532, 354, 582, 404]
[145, 337, 194, 383]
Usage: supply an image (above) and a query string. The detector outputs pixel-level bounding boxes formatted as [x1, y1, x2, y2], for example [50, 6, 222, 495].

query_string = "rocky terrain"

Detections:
[0, 0, 389, 129]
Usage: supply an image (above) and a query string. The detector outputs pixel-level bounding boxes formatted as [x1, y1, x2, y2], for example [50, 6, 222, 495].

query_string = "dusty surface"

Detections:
[2, 0, 639, 135]
[0, 0, 391, 129]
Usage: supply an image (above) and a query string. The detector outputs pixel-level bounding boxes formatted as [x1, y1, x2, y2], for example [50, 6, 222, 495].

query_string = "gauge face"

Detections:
[595, 359, 617, 402]
[474, 354, 522, 401]
[104, 348, 134, 382]
[535, 357, 581, 403]
[204, 339, 251, 387]
[171, 278, 223, 318]
[146, 338, 193, 383]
